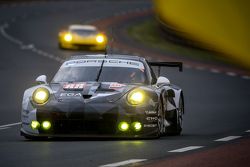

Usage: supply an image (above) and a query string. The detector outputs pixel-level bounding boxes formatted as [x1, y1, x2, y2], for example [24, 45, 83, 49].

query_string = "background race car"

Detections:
[58, 25, 107, 51]
[20, 54, 184, 139]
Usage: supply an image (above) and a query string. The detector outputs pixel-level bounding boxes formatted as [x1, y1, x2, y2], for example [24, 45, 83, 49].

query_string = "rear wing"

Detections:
[149, 62, 183, 71]
[148, 62, 183, 77]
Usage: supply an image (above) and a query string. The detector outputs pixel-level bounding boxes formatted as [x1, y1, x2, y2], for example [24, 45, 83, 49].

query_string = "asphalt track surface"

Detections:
[0, 1, 250, 167]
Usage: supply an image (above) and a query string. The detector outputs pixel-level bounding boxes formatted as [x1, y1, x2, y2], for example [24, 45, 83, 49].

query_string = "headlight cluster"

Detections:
[64, 33, 72, 42]
[127, 89, 145, 105]
[31, 120, 51, 130]
[96, 34, 105, 43]
[32, 87, 50, 105]
[118, 121, 142, 132]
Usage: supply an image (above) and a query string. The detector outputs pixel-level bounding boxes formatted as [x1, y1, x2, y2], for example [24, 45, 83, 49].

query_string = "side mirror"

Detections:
[35, 75, 47, 84]
[156, 76, 170, 86]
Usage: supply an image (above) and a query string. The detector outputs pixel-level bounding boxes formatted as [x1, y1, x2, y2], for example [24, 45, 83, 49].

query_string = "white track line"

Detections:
[210, 68, 220, 73]
[0, 23, 23, 45]
[242, 76, 250, 80]
[245, 130, 250, 133]
[226, 72, 237, 77]
[99, 159, 147, 167]
[0, 122, 21, 128]
[215, 136, 241, 142]
[183, 65, 191, 69]
[0, 127, 10, 130]
[168, 146, 204, 153]
[195, 66, 205, 70]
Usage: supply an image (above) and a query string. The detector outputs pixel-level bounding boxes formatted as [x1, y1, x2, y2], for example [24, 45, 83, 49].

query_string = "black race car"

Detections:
[20, 54, 184, 139]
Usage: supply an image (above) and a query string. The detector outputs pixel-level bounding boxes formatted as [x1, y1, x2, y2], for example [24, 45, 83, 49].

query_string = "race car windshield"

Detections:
[71, 29, 97, 36]
[52, 66, 146, 84]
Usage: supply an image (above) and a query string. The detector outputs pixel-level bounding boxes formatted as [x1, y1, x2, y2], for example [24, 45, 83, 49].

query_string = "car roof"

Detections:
[68, 54, 146, 62]
[69, 24, 97, 30]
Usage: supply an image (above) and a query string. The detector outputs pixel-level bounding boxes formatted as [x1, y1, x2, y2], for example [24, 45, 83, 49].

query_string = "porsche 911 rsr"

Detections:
[20, 54, 184, 139]
[58, 25, 107, 51]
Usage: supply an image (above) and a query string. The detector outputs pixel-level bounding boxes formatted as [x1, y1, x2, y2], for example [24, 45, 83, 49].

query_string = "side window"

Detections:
[145, 61, 157, 84]
[150, 66, 157, 84]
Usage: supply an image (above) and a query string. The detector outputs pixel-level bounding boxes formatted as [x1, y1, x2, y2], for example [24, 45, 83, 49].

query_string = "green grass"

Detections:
[127, 19, 235, 64]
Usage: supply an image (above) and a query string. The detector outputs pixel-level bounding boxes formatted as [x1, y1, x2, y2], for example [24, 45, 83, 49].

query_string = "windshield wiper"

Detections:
[95, 56, 106, 82]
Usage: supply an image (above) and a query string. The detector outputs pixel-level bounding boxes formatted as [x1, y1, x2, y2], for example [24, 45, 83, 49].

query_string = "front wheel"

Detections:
[156, 96, 167, 137]
[166, 96, 184, 135]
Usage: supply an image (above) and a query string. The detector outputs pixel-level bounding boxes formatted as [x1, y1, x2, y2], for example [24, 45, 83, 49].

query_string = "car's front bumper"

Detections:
[59, 40, 107, 51]
[21, 101, 159, 138]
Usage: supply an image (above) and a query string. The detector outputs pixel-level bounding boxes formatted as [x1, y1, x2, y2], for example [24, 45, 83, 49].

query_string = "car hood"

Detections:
[48, 82, 137, 103]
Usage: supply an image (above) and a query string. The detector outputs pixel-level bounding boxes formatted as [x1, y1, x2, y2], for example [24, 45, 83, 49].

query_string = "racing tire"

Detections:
[166, 96, 184, 136]
[156, 96, 166, 138]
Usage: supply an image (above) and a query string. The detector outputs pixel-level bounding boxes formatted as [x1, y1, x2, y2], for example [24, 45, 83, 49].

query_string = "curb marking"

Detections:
[99, 159, 147, 167]
[168, 146, 204, 153]
[215, 136, 241, 142]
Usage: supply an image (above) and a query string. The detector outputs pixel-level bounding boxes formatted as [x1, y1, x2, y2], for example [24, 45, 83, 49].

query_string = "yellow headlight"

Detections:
[96, 35, 104, 43]
[31, 121, 40, 130]
[132, 122, 142, 131]
[42, 121, 51, 130]
[118, 122, 129, 131]
[64, 33, 72, 42]
[127, 89, 145, 105]
[32, 87, 50, 105]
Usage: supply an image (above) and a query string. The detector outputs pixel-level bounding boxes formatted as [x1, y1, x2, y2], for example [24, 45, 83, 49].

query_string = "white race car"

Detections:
[21, 54, 184, 139]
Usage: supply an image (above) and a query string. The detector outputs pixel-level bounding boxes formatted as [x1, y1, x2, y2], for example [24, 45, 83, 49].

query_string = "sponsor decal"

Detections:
[145, 110, 157, 115]
[146, 117, 158, 121]
[144, 124, 157, 128]
[63, 83, 85, 90]
[63, 59, 144, 69]
[109, 83, 126, 89]
[60, 93, 82, 97]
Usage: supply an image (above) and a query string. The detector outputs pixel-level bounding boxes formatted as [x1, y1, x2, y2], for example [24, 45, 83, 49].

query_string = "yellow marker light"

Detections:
[132, 122, 142, 131]
[118, 122, 129, 131]
[31, 121, 40, 130]
[32, 87, 50, 105]
[64, 33, 72, 42]
[127, 89, 145, 105]
[96, 35, 104, 43]
[42, 121, 51, 130]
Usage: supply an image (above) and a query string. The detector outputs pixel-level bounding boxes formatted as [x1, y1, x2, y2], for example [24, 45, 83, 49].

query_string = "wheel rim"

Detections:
[178, 98, 184, 128]
[157, 102, 165, 135]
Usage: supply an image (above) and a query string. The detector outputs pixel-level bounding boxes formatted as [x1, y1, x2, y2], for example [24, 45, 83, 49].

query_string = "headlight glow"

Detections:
[32, 87, 50, 105]
[127, 89, 145, 105]
[132, 122, 142, 131]
[42, 121, 51, 130]
[118, 122, 129, 131]
[96, 35, 104, 43]
[64, 33, 72, 42]
[31, 121, 40, 130]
